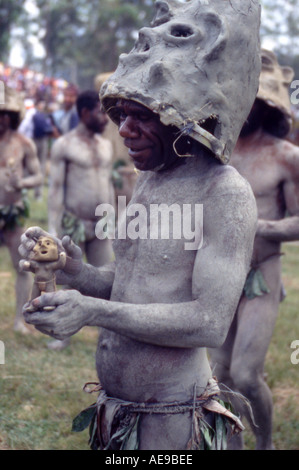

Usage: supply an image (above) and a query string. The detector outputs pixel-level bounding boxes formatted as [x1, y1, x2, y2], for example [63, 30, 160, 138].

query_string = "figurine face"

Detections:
[32, 237, 59, 262]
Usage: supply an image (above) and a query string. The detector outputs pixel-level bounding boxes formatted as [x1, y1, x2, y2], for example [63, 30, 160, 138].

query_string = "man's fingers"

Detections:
[24, 292, 66, 314]
[18, 227, 48, 257]
[61, 235, 82, 259]
[18, 233, 35, 257]
[26, 226, 48, 241]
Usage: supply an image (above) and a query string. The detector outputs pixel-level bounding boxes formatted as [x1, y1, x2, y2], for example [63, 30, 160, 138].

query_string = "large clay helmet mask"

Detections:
[257, 49, 294, 138]
[101, 0, 261, 164]
[0, 84, 25, 123]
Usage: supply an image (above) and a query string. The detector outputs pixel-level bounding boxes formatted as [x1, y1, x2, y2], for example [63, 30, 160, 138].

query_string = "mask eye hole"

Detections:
[170, 24, 194, 38]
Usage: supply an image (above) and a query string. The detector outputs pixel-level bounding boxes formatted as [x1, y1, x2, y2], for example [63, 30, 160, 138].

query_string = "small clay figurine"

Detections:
[24, 236, 66, 312]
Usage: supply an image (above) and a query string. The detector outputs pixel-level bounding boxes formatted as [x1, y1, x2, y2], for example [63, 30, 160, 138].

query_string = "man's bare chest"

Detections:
[113, 182, 203, 276]
[66, 138, 110, 170]
[0, 139, 24, 169]
[231, 151, 284, 198]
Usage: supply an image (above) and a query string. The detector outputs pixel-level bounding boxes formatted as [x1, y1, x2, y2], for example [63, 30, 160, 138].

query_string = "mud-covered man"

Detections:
[20, 0, 261, 450]
[210, 49, 299, 450]
[48, 90, 115, 267]
[0, 85, 42, 333]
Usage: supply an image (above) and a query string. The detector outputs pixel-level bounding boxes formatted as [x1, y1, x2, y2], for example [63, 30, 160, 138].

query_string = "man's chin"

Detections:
[129, 148, 155, 170]
[92, 125, 106, 134]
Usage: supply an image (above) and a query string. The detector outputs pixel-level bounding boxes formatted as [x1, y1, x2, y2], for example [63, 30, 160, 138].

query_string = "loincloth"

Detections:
[61, 210, 98, 245]
[243, 252, 284, 300]
[34, 275, 56, 293]
[72, 378, 244, 451]
[0, 194, 30, 235]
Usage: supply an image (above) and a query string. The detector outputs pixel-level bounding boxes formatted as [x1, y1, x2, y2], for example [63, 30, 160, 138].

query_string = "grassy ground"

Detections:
[0, 189, 298, 450]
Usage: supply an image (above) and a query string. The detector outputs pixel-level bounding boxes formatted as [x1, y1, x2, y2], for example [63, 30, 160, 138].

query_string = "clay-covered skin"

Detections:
[20, 0, 262, 448]
[47, 119, 115, 267]
[48, 122, 114, 231]
[0, 127, 42, 206]
[210, 128, 299, 450]
[0, 116, 42, 333]
[21, 114, 257, 448]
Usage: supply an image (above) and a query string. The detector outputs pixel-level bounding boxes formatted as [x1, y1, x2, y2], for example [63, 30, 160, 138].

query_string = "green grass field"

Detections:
[0, 190, 298, 450]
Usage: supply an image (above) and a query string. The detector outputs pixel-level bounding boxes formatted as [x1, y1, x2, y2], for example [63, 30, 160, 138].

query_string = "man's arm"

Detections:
[257, 143, 299, 242]
[48, 138, 67, 236]
[19, 138, 43, 189]
[64, 260, 116, 299]
[24, 177, 257, 348]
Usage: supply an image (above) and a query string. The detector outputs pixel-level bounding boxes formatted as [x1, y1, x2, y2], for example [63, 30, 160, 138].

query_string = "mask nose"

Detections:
[135, 27, 155, 53]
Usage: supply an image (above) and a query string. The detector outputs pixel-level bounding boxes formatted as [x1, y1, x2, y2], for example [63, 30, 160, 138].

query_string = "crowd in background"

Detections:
[0, 62, 82, 202]
[0, 62, 70, 112]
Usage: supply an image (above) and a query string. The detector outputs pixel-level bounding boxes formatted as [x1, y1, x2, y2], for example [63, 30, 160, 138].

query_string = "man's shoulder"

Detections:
[281, 136, 299, 157]
[255, 132, 298, 156]
[209, 163, 253, 197]
[204, 163, 256, 216]
[95, 133, 113, 147]
[52, 129, 77, 148]
[262, 134, 299, 170]
[203, 164, 257, 236]
[14, 131, 36, 151]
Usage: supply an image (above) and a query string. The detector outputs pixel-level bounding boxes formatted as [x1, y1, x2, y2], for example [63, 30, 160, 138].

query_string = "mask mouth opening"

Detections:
[173, 115, 222, 158]
[199, 115, 221, 139]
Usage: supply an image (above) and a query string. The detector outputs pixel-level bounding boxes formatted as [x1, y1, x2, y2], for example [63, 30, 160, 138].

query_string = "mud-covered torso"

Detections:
[0, 131, 30, 206]
[62, 128, 114, 220]
[96, 157, 243, 403]
[231, 132, 293, 264]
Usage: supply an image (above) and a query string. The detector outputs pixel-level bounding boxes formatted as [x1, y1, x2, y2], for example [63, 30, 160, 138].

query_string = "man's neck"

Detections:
[235, 127, 267, 152]
[76, 121, 95, 139]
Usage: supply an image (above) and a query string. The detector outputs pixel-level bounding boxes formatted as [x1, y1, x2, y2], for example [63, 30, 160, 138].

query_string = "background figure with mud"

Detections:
[20, 0, 261, 450]
[19, 98, 54, 200]
[32, 99, 54, 200]
[47, 89, 115, 350]
[0, 85, 42, 334]
[209, 49, 299, 450]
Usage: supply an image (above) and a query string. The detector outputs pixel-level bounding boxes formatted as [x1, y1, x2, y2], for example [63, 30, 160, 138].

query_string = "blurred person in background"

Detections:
[46, 89, 114, 350]
[210, 50, 299, 450]
[52, 84, 79, 136]
[0, 85, 42, 333]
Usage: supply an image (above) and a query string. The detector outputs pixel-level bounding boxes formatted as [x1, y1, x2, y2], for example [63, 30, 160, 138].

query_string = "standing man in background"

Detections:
[210, 49, 299, 450]
[47, 90, 115, 350]
[0, 85, 42, 333]
[52, 84, 79, 136]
